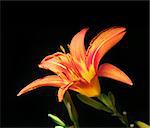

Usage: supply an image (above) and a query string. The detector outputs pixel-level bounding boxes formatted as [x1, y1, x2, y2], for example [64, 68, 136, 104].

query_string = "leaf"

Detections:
[97, 93, 114, 110]
[108, 91, 115, 107]
[63, 91, 78, 126]
[112, 110, 128, 126]
[118, 115, 128, 126]
[136, 121, 150, 128]
[77, 94, 112, 113]
[48, 114, 66, 127]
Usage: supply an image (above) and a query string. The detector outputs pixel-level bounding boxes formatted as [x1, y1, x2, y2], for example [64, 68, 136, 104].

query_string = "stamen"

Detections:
[60, 45, 66, 53]
[65, 54, 81, 78]
[130, 124, 134, 128]
[57, 56, 62, 61]
[50, 60, 67, 69]
[123, 111, 127, 115]
[67, 44, 70, 49]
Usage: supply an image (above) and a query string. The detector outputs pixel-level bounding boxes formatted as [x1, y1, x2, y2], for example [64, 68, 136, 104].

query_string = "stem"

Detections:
[74, 122, 78, 128]
[112, 109, 129, 127]
[63, 91, 79, 128]
[97, 92, 130, 127]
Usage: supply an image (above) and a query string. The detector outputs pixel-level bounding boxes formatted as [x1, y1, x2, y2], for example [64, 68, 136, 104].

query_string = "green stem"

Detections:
[113, 110, 129, 127]
[63, 91, 79, 128]
[74, 122, 78, 128]
[97, 92, 129, 127]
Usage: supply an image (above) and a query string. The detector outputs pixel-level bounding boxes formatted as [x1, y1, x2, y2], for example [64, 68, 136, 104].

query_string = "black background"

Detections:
[1, 1, 149, 127]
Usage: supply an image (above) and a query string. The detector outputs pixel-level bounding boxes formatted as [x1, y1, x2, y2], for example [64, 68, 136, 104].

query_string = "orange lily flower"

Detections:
[17, 26, 133, 102]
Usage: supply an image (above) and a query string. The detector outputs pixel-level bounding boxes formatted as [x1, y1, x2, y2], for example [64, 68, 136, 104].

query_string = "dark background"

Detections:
[1, 1, 149, 127]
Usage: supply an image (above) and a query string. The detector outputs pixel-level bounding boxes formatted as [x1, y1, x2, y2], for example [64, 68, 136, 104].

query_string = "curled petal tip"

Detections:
[38, 63, 42, 68]
[17, 88, 27, 96]
[123, 77, 133, 86]
[129, 81, 133, 86]
[17, 91, 22, 96]
[84, 27, 89, 31]
[57, 90, 63, 102]
[57, 83, 73, 102]
[58, 97, 63, 102]
[125, 77, 133, 86]
[69, 27, 89, 60]
[125, 81, 133, 86]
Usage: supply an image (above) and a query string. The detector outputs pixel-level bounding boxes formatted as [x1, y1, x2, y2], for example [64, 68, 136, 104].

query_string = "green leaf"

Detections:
[112, 111, 128, 126]
[48, 114, 66, 127]
[118, 115, 128, 126]
[97, 93, 114, 110]
[63, 91, 78, 126]
[77, 94, 112, 113]
[108, 91, 115, 107]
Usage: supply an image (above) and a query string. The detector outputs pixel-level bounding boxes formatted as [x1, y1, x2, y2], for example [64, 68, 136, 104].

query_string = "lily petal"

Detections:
[39, 52, 67, 71]
[38, 52, 72, 81]
[69, 28, 89, 61]
[57, 82, 73, 102]
[86, 27, 126, 70]
[98, 63, 133, 86]
[17, 75, 65, 96]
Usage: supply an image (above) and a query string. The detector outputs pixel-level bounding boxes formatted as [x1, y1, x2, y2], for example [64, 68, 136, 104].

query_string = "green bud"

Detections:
[48, 114, 66, 127]
[55, 126, 65, 128]
[98, 93, 114, 110]
[136, 121, 150, 128]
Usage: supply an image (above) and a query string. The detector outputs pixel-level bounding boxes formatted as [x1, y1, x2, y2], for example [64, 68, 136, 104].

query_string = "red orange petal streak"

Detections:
[86, 27, 126, 70]
[98, 63, 133, 86]
[17, 75, 65, 96]
[69, 28, 89, 61]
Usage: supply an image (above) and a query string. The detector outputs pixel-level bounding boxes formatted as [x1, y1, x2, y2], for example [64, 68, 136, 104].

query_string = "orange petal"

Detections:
[17, 75, 65, 96]
[57, 82, 73, 102]
[86, 27, 126, 70]
[69, 28, 89, 61]
[38, 52, 71, 81]
[39, 52, 67, 71]
[98, 63, 133, 86]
